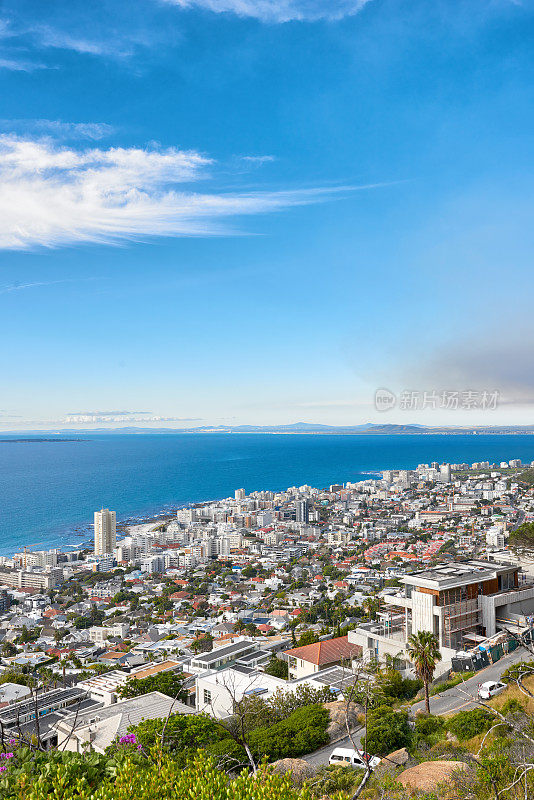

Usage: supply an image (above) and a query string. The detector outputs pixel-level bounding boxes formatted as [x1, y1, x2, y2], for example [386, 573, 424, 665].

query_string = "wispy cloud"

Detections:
[0, 119, 115, 140]
[29, 25, 138, 58]
[64, 411, 203, 423]
[0, 277, 101, 295]
[0, 8, 157, 63]
[241, 155, 276, 163]
[0, 57, 49, 72]
[0, 133, 370, 250]
[163, 0, 373, 23]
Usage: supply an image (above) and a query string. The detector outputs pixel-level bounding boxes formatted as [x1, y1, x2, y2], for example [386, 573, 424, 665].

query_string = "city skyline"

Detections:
[1, 0, 533, 429]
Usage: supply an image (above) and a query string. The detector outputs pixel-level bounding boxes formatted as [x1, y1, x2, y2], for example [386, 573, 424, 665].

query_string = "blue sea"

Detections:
[0, 432, 532, 556]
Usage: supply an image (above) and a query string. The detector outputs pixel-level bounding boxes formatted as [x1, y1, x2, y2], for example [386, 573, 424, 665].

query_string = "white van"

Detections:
[328, 747, 381, 770]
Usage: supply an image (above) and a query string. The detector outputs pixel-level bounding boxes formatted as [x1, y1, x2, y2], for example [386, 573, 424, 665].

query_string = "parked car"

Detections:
[478, 681, 506, 700]
[329, 748, 381, 770]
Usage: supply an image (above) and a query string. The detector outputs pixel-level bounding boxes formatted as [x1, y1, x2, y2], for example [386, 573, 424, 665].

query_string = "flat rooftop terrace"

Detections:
[404, 560, 516, 588]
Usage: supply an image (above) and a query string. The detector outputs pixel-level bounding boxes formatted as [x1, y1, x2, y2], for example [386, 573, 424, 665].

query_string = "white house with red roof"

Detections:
[283, 635, 362, 680]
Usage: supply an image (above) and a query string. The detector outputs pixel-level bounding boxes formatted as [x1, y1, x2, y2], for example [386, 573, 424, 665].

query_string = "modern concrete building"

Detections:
[94, 509, 116, 555]
[348, 560, 534, 666]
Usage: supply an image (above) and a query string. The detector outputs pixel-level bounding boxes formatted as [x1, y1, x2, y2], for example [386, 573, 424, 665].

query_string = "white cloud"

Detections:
[0, 119, 115, 140]
[0, 57, 49, 71]
[164, 0, 372, 23]
[28, 25, 141, 58]
[241, 155, 276, 163]
[63, 412, 202, 423]
[0, 134, 347, 249]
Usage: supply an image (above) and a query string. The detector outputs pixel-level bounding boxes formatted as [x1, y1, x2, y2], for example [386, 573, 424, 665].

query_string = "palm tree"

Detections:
[363, 596, 380, 621]
[406, 630, 442, 714]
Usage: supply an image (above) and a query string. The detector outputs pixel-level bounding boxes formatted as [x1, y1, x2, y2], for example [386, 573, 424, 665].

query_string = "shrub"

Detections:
[205, 738, 247, 769]
[500, 698, 524, 716]
[130, 712, 228, 764]
[307, 765, 362, 797]
[235, 684, 334, 734]
[500, 660, 534, 685]
[414, 714, 446, 746]
[429, 674, 465, 696]
[8, 750, 315, 800]
[365, 706, 412, 756]
[447, 708, 494, 741]
[377, 669, 423, 702]
[249, 704, 329, 761]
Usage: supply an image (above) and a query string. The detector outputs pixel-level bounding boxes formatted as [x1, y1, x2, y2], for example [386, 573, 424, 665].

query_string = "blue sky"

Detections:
[0, 0, 533, 429]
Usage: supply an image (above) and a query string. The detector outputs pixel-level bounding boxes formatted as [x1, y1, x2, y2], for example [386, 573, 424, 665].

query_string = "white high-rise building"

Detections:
[438, 464, 451, 483]
[94, 509, 116, 555]
[235, 488, 245, 501]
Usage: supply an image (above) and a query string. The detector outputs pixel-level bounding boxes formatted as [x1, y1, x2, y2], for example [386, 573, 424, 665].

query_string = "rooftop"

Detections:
[283, 636, 362, 666]
[57, 691, 195, 753]
[131, 660, 182, 680]
[403, 560, 517, 589]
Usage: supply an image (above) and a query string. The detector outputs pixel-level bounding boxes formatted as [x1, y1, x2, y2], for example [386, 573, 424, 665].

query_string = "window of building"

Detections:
[203, 689, 212, 705]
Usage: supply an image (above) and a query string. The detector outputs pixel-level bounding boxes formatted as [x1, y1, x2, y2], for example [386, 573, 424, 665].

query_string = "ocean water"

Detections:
[0, 432, 532, 556]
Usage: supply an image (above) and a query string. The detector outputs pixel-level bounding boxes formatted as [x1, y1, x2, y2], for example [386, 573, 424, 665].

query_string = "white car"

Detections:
[478, 681, 506, 700]
[329, 747, 381, 770]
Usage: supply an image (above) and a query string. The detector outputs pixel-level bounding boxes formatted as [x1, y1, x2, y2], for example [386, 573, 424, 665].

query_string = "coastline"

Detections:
[1, 432, 532, 560]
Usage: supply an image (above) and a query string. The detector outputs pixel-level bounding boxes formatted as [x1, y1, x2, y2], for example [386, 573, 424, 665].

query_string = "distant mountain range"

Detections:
[3, 423, 534, 436]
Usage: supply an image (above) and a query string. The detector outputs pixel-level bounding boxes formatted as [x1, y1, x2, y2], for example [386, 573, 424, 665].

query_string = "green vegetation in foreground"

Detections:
[1, 659, 534, 800]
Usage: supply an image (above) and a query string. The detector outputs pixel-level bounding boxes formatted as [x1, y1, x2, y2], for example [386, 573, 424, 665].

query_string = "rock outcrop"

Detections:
[373, 747, 410, 777]
[398, 760, 470, 792]
[324, 700, 362, 742]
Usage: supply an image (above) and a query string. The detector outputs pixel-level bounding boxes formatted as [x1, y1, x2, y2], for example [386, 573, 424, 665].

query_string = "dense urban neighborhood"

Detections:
[1, 460, 534, 797]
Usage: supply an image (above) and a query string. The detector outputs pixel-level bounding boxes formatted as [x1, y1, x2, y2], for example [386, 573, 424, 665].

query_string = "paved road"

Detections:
[510, 508, 526, 531]
[303, 646, 530, 767]
[303, 728, 365, 767]
[412, 646, 528, 716]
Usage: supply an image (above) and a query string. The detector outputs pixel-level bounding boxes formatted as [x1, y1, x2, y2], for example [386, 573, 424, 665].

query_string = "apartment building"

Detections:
[0, 567, 63, 590]
[94, 509, 116, 556]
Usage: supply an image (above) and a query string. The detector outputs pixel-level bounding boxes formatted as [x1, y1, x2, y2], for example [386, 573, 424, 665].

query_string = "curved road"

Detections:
[303, 645, 530, 766]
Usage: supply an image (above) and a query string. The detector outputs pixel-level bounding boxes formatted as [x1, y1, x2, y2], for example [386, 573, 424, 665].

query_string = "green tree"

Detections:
[406, 630, 442, 714]
[296, 631, 319, 647]
[117, 671, 187, 702]
[1, 642, 17, 657]
[362, 597, 380, 620]
[263, 656, 289, 679]
[365, 706, 412, 756]
[190, 634, 213, 654]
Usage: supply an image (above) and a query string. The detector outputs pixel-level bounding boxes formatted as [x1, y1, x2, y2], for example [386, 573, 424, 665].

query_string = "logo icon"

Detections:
[374, 388, 396, 412]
